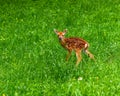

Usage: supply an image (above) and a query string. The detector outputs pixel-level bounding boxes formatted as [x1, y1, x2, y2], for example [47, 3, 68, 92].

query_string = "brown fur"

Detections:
[54, 29, 95, 66]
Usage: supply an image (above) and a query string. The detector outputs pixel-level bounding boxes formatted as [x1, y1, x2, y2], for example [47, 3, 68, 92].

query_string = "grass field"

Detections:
[0, 0, 120, 95]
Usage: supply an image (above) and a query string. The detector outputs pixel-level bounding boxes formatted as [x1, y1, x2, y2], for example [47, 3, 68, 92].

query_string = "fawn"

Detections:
[54, 29, 95, 66]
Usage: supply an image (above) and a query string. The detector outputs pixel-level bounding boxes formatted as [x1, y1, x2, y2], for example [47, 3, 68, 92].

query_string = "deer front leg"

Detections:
[66, 50, 72, 61]
[75, 49, 82, 67]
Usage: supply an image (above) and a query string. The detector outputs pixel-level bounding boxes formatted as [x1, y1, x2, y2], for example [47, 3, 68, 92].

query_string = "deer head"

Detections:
[54, 29, 67, 41]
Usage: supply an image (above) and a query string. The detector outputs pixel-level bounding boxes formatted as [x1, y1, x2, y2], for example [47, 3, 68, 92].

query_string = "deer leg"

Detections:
[75, 50, 82, 67]
[85, 49, 95, 60]
[66, 50, 72, 61]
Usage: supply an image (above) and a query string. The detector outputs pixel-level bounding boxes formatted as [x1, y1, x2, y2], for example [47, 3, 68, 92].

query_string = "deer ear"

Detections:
[54, 29, 58, 34]
[63, 29, 67, 33]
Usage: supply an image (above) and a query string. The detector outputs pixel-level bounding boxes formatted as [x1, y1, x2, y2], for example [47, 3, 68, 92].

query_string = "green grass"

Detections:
[0, 0, 120, 95]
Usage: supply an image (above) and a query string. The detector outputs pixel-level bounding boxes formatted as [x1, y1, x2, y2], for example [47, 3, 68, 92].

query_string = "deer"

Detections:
[54, 29, 95, 67]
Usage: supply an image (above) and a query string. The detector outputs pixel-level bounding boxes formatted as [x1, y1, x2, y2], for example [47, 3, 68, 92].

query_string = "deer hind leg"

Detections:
[75, 49, 82, 67]
[66, 50, 72, 61]
[85, 49, 95, 60]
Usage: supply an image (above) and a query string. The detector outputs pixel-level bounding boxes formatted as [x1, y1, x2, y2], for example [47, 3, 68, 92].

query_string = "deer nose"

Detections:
[58, 36, 63, 40]
[59, 37, 62, 40]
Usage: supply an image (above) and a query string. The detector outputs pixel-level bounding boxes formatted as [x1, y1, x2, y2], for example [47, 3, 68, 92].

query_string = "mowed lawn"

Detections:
[0, 0, 120, 95]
